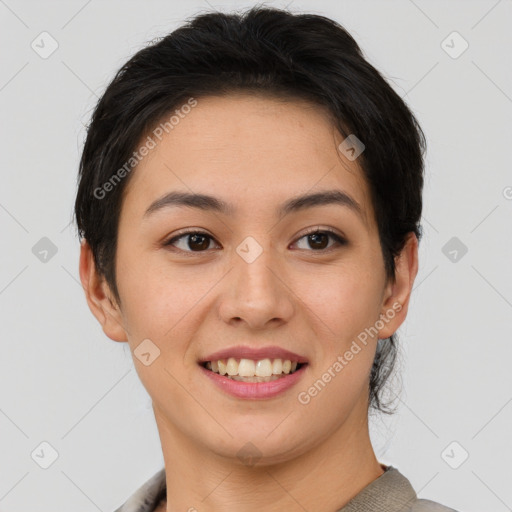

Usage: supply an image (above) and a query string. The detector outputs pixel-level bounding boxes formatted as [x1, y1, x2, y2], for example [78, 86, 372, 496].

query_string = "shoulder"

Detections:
[410, 498, 460, 511]
[337, 465, 460, 512]
[113, 467, 166, 512]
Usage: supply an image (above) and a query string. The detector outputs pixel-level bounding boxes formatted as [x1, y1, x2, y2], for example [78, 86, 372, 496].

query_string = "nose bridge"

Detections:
[237, 237, 276, 292]
[219, 234, 293, 327]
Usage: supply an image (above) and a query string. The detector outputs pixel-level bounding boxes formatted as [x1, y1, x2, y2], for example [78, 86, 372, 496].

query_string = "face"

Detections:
[81, 93, 417, 465]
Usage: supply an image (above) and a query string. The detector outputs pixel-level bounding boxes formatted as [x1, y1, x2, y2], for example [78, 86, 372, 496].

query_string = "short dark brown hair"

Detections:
[74, 6, 426, 414]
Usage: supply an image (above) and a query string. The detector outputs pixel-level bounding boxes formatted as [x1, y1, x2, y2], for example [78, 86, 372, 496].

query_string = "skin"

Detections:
[79, 93, 418, 512]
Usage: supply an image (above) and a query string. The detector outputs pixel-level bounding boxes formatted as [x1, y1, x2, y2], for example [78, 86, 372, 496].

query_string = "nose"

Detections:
[217, 239, 295, 330]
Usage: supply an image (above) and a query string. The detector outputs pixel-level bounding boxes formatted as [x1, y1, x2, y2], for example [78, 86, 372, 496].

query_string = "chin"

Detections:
[200, 419, 313, 466]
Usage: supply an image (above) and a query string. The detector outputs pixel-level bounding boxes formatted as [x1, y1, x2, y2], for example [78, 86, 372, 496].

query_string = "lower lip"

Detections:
[199, 364, 307, 399]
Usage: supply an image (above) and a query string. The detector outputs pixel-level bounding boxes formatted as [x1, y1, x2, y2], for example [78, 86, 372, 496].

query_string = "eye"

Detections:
[163, 230, 220, 253]
[292, 227, 347, 252]
[163, 227, 347, 255]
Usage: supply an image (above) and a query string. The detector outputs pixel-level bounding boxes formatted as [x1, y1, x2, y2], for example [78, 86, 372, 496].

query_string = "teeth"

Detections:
[238, 358, 256, 377]
[204, 357, 303, 378]
[229, 375, 282, 382]
[226, 357, 238, 376]
[255, 358, 272, 377]
[272, 358, 282, 374]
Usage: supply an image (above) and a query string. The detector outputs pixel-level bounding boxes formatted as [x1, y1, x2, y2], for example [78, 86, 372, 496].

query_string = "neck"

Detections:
[153, 400, 384, 512]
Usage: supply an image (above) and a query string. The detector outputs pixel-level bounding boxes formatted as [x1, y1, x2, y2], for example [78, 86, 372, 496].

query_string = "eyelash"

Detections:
[163, 227, 347, 255]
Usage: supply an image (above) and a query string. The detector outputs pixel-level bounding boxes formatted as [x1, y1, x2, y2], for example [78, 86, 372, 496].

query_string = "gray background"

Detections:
[1, 0, 511, 510]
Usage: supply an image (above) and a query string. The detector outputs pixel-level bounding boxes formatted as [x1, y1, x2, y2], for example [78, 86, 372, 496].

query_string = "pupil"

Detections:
[189, 234, 209, 251]
[309, 233, 327, 249]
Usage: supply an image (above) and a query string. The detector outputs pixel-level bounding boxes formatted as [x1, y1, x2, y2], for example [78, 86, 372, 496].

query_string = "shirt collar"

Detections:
[337, 465, 417, 511]
[117, 464, 417, 512]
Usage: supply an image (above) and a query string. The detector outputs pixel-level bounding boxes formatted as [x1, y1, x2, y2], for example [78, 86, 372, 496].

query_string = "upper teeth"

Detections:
[205, 358, 299, 377]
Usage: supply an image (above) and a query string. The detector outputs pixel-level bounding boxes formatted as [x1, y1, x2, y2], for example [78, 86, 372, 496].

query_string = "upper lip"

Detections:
[199, 345, 309, 364]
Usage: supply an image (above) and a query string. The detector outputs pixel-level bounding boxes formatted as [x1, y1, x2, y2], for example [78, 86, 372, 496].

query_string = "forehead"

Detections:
[122, 93, 374, 228]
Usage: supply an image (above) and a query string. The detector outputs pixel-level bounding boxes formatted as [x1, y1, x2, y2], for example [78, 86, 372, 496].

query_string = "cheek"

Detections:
[294, 270, 381, 419]
[296, 262, 383, 340]
[116, 250, 218, 344]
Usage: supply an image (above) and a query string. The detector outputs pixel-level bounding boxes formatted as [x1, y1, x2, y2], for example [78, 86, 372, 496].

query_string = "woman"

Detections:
[75, 6, 459, 511]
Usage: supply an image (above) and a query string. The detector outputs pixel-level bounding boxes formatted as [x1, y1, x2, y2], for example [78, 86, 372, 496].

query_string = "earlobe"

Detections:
[377, 232, 419, 339]
[78, 239, 128, 342]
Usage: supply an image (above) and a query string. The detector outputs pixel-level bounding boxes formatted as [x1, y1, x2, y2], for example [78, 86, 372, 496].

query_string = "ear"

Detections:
[377, 232, 419, 340]
[79, 239, 128, 342]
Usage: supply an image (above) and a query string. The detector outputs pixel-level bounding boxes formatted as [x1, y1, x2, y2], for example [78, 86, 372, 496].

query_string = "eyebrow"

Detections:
[143, 189, 365, 223]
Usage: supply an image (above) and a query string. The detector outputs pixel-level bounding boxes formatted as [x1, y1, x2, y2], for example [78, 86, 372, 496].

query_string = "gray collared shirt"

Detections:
[113, 465, 459, 512]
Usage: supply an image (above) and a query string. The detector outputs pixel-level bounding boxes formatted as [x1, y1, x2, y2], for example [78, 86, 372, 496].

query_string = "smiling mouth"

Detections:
[201, 357, 306, 382]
